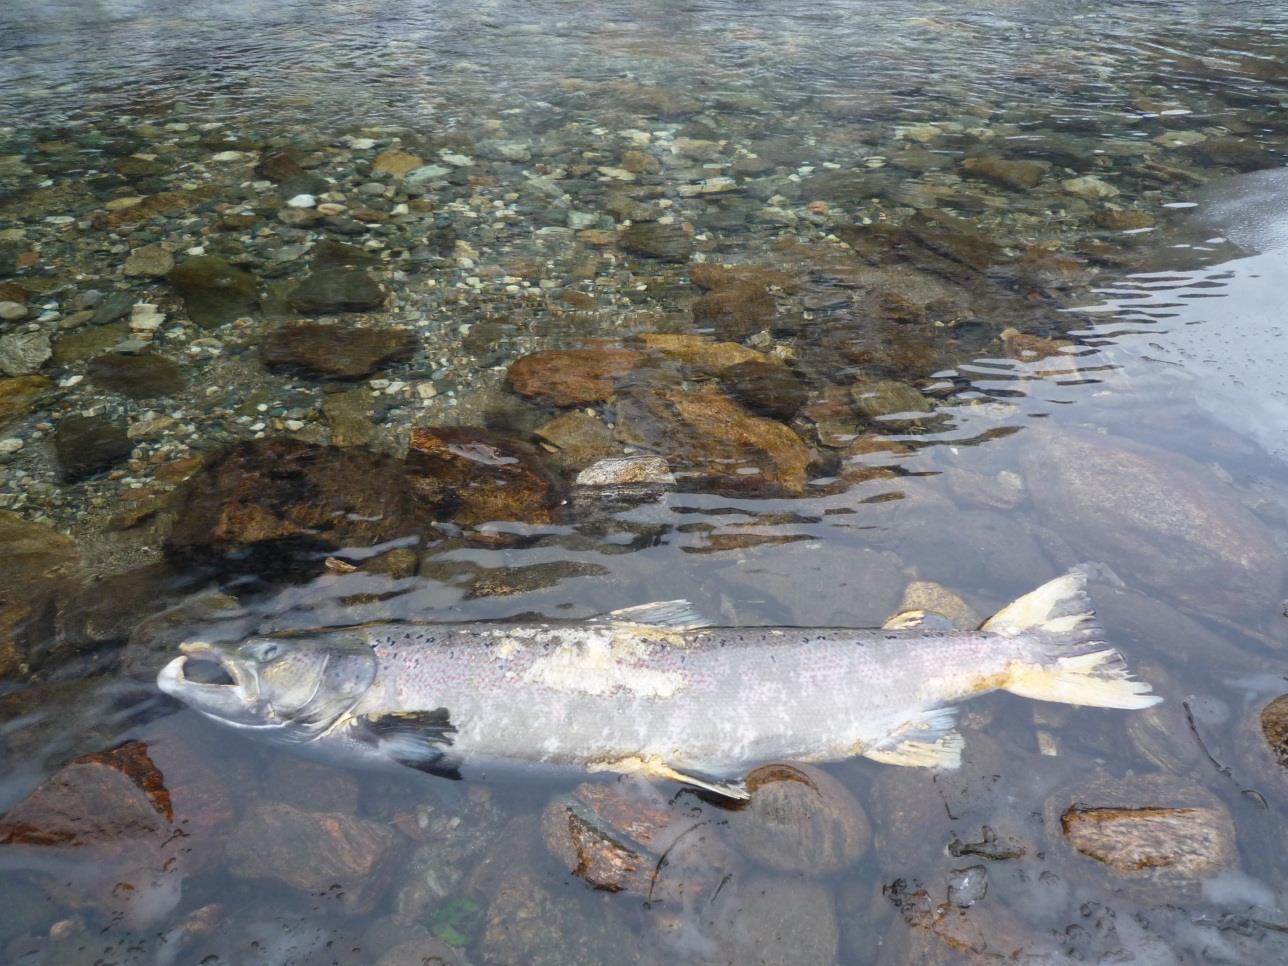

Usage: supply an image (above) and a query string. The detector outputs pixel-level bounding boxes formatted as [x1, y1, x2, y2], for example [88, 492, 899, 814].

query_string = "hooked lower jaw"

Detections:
[157, 643, 260, 724]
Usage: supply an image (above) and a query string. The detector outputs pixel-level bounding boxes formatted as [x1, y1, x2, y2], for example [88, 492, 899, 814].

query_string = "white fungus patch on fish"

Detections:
[520, 627, 687, 699]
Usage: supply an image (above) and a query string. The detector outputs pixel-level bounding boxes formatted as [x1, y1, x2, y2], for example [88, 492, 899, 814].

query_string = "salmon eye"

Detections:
[246, 641, 283, 663]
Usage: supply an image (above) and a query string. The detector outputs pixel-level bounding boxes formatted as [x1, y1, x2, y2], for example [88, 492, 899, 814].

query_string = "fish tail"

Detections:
[984, 569, 1162, 710]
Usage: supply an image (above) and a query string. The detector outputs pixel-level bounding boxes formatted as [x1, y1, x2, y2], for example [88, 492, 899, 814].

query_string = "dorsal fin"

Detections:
[595, 600, 715, 630]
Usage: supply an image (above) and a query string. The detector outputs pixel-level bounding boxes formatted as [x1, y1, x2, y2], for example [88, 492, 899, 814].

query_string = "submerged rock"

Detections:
[286, 267, 385, 315]
[533, 410, 620, 471]
[718, 360, 809, 420]
[0, 374, 50, 426]
[122, 244, 174, 278]
[224, 802, 396, 914]
[166, 437, 435, 577]
[1046, 773, 1236, 893]
[507, 347, 642, 406]
[615, 386, 814, 494]
[1021, 430, 1284, 614]
[726, 763, 870, 875]
[54, 413, 131, 482]
[0, 512, 81, 678]
[406, 425, 563, 527]
[698, 874, 839, 966]
[86, 351, 185, 399]
[637, 333, 767, 373]
[169, 255, 259, 327]
[0, 738, 231, 927]
[541, 781, 733, 897]
[0, 330, 52, 376]
[261, 323, 415, 380]
[960, 155, 1047, 190]
[618, 222, 693, 262]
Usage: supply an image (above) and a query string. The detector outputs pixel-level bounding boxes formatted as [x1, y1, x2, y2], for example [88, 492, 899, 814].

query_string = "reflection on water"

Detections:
[2, 0, 1288, 962]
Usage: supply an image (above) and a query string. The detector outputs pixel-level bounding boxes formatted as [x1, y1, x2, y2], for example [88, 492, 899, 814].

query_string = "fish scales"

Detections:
[359, 624, 1024, 773]
[157, 570, 1161, 797]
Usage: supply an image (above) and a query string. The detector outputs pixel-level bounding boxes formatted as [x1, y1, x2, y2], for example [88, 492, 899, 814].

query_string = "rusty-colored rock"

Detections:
[507, 347, 643, 406]
[728, 763, 870, 875]
[165, 437, 435, 577]
[407, 426, 563, 527]
[637, 332, 767, 372]
[224, 802, 396, 913]
[541, 781, 733, 898]
[616, 386, 813, 494]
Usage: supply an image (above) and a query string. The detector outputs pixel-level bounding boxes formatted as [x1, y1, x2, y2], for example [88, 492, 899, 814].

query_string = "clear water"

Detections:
[2, 1, 1288, 963]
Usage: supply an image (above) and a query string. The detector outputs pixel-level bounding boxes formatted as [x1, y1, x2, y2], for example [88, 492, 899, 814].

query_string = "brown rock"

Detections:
[225, 802, 396, 913]
[261, 323, 416, 380]
[0, 738, 231, 926]
[1094, 208, 1156, 230]
[85, 352, 185, 399]
[406, 426, 563, 527]
[168, 255, 260, 327]
[891, 581, 981, 631]
[718, 359, 809, 420]
[1046, 773, 1236, 893]
[165, 437, 435, 577]
[691, 263, 798, 294]
[533, 411, 619, 471]
[1000, 327, 1073, 361]
[372, 149, 425, 177]
[617, 222, 693, 262]
[615, 386, 814, 494]
[960, 155, 1047, 190]
[507, 347, 642, 406]
[692, 282, 776, 340]
[541, 781, 733, 897]
[0, 375, 50, 426]
[638, 332, 767, 372]
[727, 763, 870, 875]
[0, 512, 80, 679]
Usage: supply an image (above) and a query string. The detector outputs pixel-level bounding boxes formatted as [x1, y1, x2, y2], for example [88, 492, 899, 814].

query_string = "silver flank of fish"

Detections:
[158, 570, 1160, 798]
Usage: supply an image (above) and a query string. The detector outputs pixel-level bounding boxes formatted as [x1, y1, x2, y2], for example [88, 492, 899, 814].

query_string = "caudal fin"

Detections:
[984, 569, 1162, 711]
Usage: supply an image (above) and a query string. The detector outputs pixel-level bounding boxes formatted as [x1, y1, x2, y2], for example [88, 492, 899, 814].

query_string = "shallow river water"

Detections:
[2, 1, 1288, 963]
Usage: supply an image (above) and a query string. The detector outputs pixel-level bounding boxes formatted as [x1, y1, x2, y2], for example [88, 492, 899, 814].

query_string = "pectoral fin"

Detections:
[648, 761, 750, 801]
[352, 709, 462, 780]
[864, 707, 964, 769]
[597, 600, 715, 630]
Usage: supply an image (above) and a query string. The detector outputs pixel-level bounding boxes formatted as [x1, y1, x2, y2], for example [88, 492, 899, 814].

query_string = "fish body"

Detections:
[158, 572, 1159, 798]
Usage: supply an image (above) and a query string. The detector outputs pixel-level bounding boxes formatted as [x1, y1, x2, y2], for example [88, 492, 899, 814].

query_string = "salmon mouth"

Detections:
[157, 642, 264, 725]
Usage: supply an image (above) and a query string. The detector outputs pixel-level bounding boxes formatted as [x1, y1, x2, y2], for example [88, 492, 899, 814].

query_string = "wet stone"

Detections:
[165, 437, 436, 578]
[1022, 429, 1284, 614]
[618, 221, 694, 262]
[637, 333, 766, 373]
[533, 410, 619, 471]
[0, 511, 80, 679]
[615, 386, 814, 495]
[0, 330, 52, 376]
[699, 874, 839, 966]
[718, 359, 809, 420]
[254, 149, 328, 196]
[0, 374, 50, 426]
[406, 425, 563, 528]
[850, 378, 933, 427]
[727, 763, 871, 875]
[168, 255, 259, 328]
[1046, 773, 1236, 893]
[122, 244, 174, 278]
[286, 267, 385, 315]
[507, 347, 642, 406]
[54, 413, 131, 482]
[574, 455, 675, 487]
[261, 323, 415, 380]
[541, 780, 734, 897]
[224, 802, 396, 914]
[960, 155, 1047, 190]
[86, 351, 185, 399]
[692, 282, 777, 340]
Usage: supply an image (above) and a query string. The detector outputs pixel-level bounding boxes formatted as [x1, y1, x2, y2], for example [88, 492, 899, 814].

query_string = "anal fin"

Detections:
[864, 707, 964, 769]
[352, 709, 462, 780]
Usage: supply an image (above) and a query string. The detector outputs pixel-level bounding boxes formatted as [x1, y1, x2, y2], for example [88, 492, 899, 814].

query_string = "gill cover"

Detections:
[159, 631, 378, 742]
